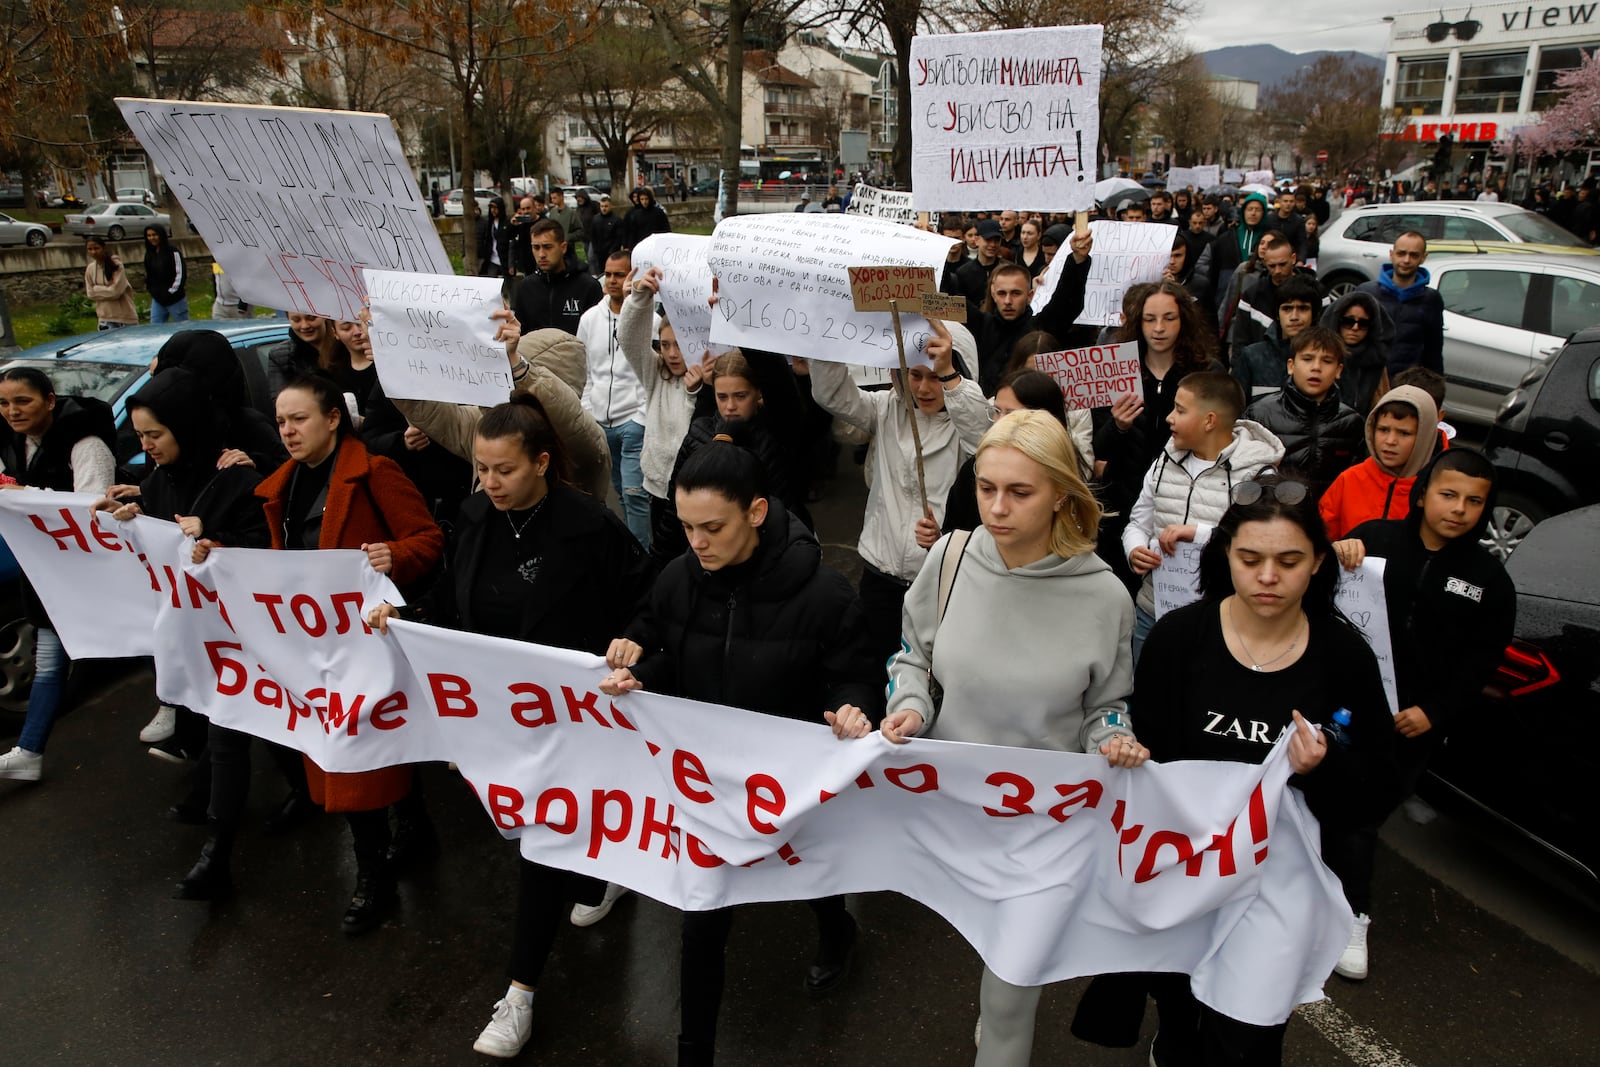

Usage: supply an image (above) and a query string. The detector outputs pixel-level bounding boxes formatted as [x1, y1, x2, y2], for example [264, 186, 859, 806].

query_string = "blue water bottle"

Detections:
[1324, 708, 1353, 748]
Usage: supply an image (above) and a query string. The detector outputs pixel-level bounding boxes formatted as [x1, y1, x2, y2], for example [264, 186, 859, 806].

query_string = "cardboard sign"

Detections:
[708, 213, 957, 368]
[909, 25, 1103, 212]
[1034, 341, 1145, 410]
[364, 270, 512, 407]
[917, 292, 969, 322]
[116, 98, 453, 318]
[848, 265, 937, 311]
[632, 233, 724, 361]
[1031, 220, 1172, 326]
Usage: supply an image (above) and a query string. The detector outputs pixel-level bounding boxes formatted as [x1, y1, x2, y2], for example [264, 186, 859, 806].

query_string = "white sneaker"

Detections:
[0, 746, 43, 782]
[570, 882, 627, 927]
[1334, 913, 1371, 980]
[139, 704, 178, 743]
[472, 993, 533, 1058]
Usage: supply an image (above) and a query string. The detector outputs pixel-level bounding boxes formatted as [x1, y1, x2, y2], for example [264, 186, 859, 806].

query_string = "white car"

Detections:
[114, 187, 158, 207]
[0, 212, 50, 248]
[62, 201, 172, 240]
[1430, 251, 1600, 424]
[442, 188, 499, 217]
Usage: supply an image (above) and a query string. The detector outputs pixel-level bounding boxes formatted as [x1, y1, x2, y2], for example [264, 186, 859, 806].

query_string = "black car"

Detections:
[1481, 324, 1600, 558]
[1424, 503, 1600, 892]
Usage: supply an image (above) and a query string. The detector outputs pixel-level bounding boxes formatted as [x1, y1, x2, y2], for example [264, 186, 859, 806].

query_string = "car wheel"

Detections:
[25, 230, 45, 248]
[1482, 493, 1545, 561]
[1323, 273, 1365, 299]
[107, 225, 125, 241]
[0, 615, 36, 715]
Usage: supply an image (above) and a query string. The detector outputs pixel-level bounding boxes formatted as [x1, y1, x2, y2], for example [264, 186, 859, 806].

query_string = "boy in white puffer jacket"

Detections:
[1122, 370, 1284, 661]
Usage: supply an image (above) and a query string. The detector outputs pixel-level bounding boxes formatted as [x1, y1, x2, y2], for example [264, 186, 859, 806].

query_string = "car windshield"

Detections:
[1, 359, 146, 405]
[84, 204, 115, 216]
[1497, 211, 1586, 246]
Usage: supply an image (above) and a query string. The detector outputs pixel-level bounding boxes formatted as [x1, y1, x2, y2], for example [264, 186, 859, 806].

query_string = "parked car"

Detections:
[1426, 251, 1600, 425]
[0, 185, 26, 208]
[558, 184, 602, 203]
[0, 212, 50, 248]
[113, 186, 158, 207]
[1316, 202, 1598, 297]
[589, 178, 612, 194]
[62, 202, 172, 241]
[1424, 502, 1600, 893]
[690, 178, 719, 196]
[0, 320, 288, 711]
[442, 188, 499, 217]
[1480, 325, 1600, 558]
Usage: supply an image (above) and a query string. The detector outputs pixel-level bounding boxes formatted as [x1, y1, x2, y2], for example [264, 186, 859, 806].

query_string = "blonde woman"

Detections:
[865, 410, 1147, 1067]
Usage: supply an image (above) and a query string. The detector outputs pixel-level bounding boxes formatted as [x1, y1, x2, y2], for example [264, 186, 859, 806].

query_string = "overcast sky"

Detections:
[1186, 0, 1403, 55]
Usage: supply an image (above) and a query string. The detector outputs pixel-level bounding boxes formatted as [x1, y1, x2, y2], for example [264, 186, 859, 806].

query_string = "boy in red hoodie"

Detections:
[1318, 384, 1439, 539]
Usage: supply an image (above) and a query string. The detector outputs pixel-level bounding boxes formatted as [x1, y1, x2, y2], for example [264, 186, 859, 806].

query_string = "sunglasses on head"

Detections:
[1339, 315, 1370, 330]
[1231, 479, 1308, 506]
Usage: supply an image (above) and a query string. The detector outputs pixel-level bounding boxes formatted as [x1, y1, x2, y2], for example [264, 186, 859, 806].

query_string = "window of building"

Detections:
[769, 121, 781, 137]
[1533, 43, 1600, 110]
[1454, 51, 1527, 114]
[1395, 56, 1448, 115]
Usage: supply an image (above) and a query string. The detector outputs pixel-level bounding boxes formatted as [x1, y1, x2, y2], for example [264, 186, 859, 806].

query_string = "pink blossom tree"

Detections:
[1501, 49, 1600, 161]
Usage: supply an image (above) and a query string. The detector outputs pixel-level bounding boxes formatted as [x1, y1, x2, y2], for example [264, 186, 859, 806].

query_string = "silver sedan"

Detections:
[63, 202, 173, 241]
[0, 212, 50, 248]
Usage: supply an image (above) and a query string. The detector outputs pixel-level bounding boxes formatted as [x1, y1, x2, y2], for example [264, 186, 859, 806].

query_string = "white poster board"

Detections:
[909, 25, 1103, 212]
[1335, 558, 1400, 714]
[1152, 524, 1212, 619]
[1034, 341, 1145, 410]
[1223, 168, 1246, 184]
[116, 98, 453, 318]
[363, 270, 511, 406]
[1166, 166, 1197, 191]
[846, 183, 918, 225]
[1245, 170, 1275, 188]
[1193, 165, 1222, 190]
[1031, 220, 1171, 326]
[631, 233, 723, 362]
[707, 214, 958, 368]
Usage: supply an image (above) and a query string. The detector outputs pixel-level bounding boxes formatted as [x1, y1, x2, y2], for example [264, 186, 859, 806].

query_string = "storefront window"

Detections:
[1533, 43, 1600, 111]
[1454, 51, 1527, 114]
[1395, 56, 1448, 115]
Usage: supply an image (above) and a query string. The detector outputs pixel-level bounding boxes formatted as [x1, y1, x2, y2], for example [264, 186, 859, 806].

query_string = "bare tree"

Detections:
[1261, 55, 1392, 178]
[558, 5, 683, 191]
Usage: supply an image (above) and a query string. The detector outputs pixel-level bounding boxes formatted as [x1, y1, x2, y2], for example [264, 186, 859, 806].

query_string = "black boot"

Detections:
[804, 909, 857, 996]
[175, 818, 235, 900]
[261, 789, 316, 836]
[385, 783, 437, 875]
[341, 810, 395, 935]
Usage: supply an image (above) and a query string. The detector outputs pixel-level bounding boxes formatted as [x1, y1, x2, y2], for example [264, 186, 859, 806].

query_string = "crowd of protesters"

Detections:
[0, 174, 1518, 1067]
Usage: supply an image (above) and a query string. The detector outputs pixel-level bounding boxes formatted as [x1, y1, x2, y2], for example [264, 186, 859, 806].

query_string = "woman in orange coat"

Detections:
[204, 372, 444, 933]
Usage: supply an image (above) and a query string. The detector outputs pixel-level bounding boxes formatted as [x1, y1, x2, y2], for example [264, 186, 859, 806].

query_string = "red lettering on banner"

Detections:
[1196, 817, 1239, 878]
[369, 691, 407, 730]
[745, 773, 786, 834]
[206, 640, 248, 695]
[29, 509, 91, 552]
[488, 783, 525, 829]
[135, 551, 160, 591]
[160, 565, 181, 608]
[588, 789, 633, 858]
[1109, 799, 1147, 876]
[254, 592, 288, 632]
[777, 843, 801, 866]
[289, 593, 328, 637]
[884, 763, 940, 794]
[89, 515, 125, 552]
[561, 686, 607, 726]
[638, 796, 681, 859]
[673, 749, 714, 803]
[1247, 782, 1269, 864]
[1046, 780, 1103, 823]
[984, 771, 1035, 817]
[252, 676, 283, 710]
[607, 701, 637, 731]
[685, 833, 725, 868]
[328, 591, 370, 634]
[507, 682, 557, 727]
[534, 787, 579, 834]
[429, 673, 477, 717]
[1134, 830, 1196, 884]
[184, 573, 232, 627]
[323, 689, 366, 736]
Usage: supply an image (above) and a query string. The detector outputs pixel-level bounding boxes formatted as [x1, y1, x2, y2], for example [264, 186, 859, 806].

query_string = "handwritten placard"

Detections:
[1193, 165, 1221, 190]
[364, 270, 511, 406]
[1223, 168, 1245, 184]
[1335, 558, 1400, 714]
[1031, 220, 1171, 326]
[848, 266, 937, 311]
[631, 233, 723, 361]
[1166, 166, 1197, 191]
[917, 292, 968, 323]
[707, 214, 957, 369]
[909, 25, 1103, 212]
[1152, 525, 1212, 619]
[116, 98, 452, 319]
[1245, 170, 1274, 188]
[1034, 341, 1145, 410]
[846, 183, 918, 225]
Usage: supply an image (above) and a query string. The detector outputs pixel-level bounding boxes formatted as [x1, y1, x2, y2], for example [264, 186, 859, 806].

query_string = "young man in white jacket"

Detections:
[578, 249, 650, 546]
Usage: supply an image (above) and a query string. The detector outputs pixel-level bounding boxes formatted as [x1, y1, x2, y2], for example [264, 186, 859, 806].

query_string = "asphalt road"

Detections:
[2, 457, 1595, 1066]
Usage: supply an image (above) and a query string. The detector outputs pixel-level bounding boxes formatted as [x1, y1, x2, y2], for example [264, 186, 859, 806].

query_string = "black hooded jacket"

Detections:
[1242, 381, 1365, 496]
[142, 225, 186, 307]
[1347, 452, 1515, 741]
[650, 411, 800, 568]
[619, 189, 672, 250]
[153, 329, 286, 470]
[1321, 291, 1394, 417]
[624, 499, 883, 722]
[128, 369, 269, 549]
[972, 253, 1092, 395]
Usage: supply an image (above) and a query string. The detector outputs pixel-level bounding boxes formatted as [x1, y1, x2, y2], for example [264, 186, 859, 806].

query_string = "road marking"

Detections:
[1298, 997, 1418, 1067]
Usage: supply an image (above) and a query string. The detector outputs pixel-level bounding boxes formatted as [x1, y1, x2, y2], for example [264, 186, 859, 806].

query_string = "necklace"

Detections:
[1228, 597, 1304, 672]
[505, 494, 548, 540]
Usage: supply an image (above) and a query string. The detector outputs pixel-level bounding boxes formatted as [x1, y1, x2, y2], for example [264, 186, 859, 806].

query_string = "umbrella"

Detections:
[778, 170, 792, 179]
[1204, 183, 1240, 197]
[1094, 176, 1141, 202]
[1109, 188, 1152, 214]
[1239, 182, 1275, 197]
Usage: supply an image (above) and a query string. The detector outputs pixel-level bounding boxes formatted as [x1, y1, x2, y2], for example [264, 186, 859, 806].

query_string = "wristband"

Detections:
[938, 371, 960, 383]
[512, 357, 531, 381]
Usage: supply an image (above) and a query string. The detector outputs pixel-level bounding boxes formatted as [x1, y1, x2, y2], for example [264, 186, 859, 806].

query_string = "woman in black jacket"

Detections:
[370, 395, 652, 1060]
[0, 368, 117, 783]
[152, 329, 286, 470]
[600, 440, 881, 1067]
[477, 197, 512, 279]
[143, 224, 188, 323]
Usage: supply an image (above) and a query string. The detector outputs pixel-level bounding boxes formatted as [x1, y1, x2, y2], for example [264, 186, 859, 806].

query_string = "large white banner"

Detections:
[1032, 220, 1172, 326]
[707, 214, 957, 368]
[910, 26, 1103, 212]
[363, 270, 512, 407]
[631, 233, 723, 362]
[0, 504, 1355, 1027]
[116, 98, 454, 318]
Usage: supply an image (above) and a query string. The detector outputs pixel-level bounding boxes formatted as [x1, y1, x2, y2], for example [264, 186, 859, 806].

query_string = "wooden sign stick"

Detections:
[888, 297, 930, 515]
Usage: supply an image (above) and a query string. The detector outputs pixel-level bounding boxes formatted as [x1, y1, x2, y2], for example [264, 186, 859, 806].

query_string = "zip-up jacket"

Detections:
[1243, 382, 1365, 496]
[143, 226, 186, 307]
[512, 261, 602, 337]
[1357, 265, 1444, 376]
[576, 299, 645, 427]
[1319, 384, 1440, 538]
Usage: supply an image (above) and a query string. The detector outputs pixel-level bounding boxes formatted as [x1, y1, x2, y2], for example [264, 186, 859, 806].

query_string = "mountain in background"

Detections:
[1199, 45, 1383, 92]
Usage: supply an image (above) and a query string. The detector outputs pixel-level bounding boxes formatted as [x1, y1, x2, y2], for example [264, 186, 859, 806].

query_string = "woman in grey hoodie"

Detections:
[872, 410, 1147, 1066]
